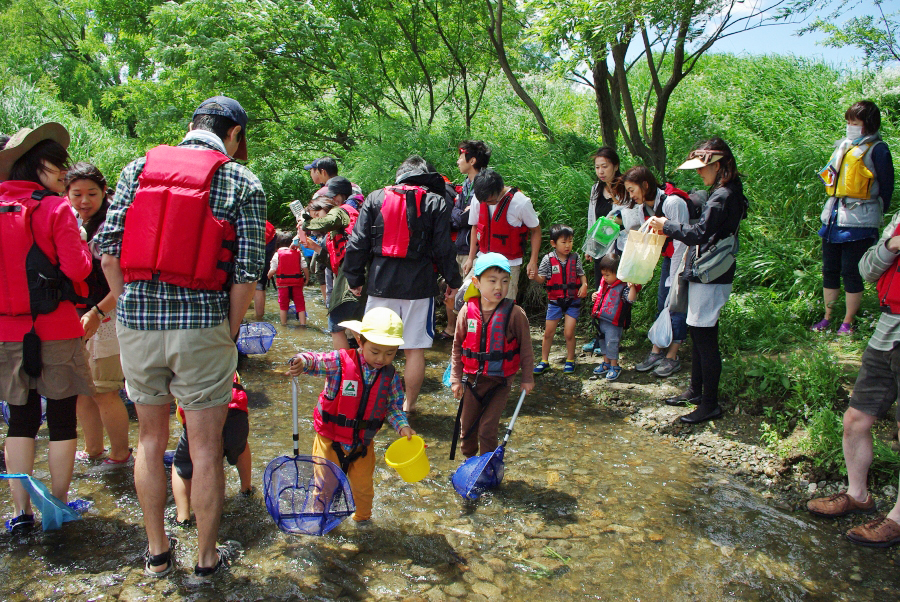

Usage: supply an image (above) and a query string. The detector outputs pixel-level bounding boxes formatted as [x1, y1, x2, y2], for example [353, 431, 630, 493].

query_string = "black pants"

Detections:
[689, 324, 721, 405]
[821, 237, 875, 293]
[7, 389, 77, 441]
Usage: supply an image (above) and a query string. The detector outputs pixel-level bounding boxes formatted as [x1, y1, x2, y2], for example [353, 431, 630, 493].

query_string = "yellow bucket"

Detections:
[384, 436, 429, 483]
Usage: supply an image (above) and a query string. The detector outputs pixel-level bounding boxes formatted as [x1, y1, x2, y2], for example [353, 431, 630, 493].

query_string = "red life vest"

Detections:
[877, 221, 900, 313]
[0, 188, 87, 317]
[275, 247, 305, 287]
[477, 188, 528, 260]
[313, 348, 395, 446]
[461, 298, 521, 378]
[178, 372, 248, 424]
[372, 185, 428, 259]
[591, 278, 631, 329]
[120, 146, 236, 291]
[325, 204, 359, 273]
[265, 221, 276, 245]
[545, 253, 580, 301]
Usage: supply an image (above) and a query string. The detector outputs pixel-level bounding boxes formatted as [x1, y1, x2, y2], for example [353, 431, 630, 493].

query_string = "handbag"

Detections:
[691, 228, 740, 284]
[668, 250, 690, 314]
[616, 223, 665, 285]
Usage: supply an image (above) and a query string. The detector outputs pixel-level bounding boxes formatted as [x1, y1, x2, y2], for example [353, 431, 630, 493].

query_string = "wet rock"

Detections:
[648, 533, 664, 542]
[443, 582, 468, 598]
[462, 570, 478, 585]
[341, 543, 360, 555]
[472, 581, 503, 599]
[537, 528, 567, 539]
[471, 563, 494, 581]
[850, 573, 863, 582]
[425, 586, 447, 602]
[807, 482, 817, 494]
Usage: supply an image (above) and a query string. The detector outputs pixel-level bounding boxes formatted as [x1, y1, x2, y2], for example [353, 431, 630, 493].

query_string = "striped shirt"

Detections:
[95, 139, 266, 330]
[860, 212, 900, 351]
[295, 349, 408, 452]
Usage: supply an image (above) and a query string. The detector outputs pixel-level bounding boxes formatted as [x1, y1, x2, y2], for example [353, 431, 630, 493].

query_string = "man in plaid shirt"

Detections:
[96, 96, 265, 577]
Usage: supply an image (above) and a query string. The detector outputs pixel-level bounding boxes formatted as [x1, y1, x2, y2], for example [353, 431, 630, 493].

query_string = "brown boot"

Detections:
[807, 491, 876, 517]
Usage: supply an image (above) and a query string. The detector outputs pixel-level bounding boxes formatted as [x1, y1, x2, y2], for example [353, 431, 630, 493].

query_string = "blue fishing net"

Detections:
[451, 446, 505, 500]
[263, 455, 355, 536]
[236, 322, 277, 355]
[0, 474, 80, 531]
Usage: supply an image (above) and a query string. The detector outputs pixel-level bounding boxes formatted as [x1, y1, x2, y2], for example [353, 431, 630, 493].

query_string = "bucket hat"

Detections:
[192, 96, 248, 160]
[0, 123, 70, 182]
[339, 307, 405, 346]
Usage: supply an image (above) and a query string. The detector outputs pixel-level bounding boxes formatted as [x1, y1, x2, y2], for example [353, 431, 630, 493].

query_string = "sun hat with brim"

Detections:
[677, 149, 723, 170]
[0, 122, 70, 182]
[339, 307, 405, 346]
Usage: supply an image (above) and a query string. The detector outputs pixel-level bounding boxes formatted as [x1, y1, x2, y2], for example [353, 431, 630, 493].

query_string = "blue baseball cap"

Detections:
[474, 252, 511, 276]
[193, 96, 248, 160]
[304, 158, 324, 170]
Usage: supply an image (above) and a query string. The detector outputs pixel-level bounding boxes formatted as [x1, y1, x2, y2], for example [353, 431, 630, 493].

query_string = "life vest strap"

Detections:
[320, 409, 384, 432]
[460, 347, 519, 362]
[0, 205, 22, 213]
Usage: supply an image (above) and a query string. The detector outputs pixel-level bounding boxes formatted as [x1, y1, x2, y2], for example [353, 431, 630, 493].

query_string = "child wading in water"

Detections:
[449, 253, 535, 458]
[532, 224, 588, 374]
[171, 372, 253, 526]
[268, 244, 309, 325]
[287, 307, 415, 523]
[591, 254, 638, 381]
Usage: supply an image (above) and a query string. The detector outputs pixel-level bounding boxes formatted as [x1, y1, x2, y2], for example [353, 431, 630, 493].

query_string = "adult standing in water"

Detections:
[646, 138, 748, 424]
[0, 123, 94, 532]
[66, 163, 132, 468]
[97, 97, 266, 576]
[812, 101, 893, 334]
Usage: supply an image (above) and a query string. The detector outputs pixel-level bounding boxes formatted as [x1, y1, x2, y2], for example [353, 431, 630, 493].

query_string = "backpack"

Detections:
[664, 182, 707, 222]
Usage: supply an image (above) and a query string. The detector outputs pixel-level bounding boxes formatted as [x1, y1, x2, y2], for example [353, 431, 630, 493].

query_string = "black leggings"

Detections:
[7, 389, 78, 441]
[689, 324, 721, 404]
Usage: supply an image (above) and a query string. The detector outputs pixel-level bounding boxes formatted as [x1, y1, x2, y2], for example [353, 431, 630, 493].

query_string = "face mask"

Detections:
[846, 124, 864, 140]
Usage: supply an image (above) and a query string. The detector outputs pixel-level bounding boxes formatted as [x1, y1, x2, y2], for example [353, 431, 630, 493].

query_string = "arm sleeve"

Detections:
[449, 304, 468, 385]
[537, 254, 552, 278]
[873, 143, 895, 212]
[53, 202, 92, 282]
[430, 194, 463, 289]
[231, 168, 267, 284]
[514, 195, 541, 228]
[269, 252, 279, 272]
[383, 372, 409, 433]
[860, 213, 900, 283]
[95, 158, 144, 257]
[510, 306, 534, 384]
[575, 254, 585, 277]
[306, 206, 349, 233]
[662, 189, 730, 247]
[344, 194, 377, 288]
[468, 198, 481, 226]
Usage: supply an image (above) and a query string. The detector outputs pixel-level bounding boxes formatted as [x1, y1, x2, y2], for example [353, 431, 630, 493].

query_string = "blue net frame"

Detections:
[263, 454, 355, 536]
[237, 322, 277, 355]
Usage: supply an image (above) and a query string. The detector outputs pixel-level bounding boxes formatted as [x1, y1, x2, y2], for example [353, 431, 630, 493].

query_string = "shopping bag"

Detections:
[583, 217, 621, 259]
[616, 224, 665, 285]
[648, 306, 673, 348]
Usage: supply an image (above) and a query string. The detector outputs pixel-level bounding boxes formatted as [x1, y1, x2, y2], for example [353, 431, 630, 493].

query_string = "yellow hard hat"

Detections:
[339, 307, 405, 346]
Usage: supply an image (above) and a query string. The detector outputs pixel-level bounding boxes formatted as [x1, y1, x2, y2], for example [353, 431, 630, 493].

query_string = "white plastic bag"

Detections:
[617, 222, 665, 285]
[648, 306, 673, 348]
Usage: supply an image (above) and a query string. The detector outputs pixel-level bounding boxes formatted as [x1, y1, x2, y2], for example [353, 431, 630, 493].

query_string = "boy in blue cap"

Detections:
[449, 253, 534, 458]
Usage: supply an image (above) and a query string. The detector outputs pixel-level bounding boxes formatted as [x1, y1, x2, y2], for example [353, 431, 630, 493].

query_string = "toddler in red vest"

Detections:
[171, 372, 253, 526]
[267, 245, 309, 325]
[449, 253, 535, 458]
[286, 307, 415, 523]
[532, 223, 588, 375]
[590, 254, 638, 381]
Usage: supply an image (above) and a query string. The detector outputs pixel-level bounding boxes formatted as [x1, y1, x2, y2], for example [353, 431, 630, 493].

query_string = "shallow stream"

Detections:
[0, 290, 896, 600]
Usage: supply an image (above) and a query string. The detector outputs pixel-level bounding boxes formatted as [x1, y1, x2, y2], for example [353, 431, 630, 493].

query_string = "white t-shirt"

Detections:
[468, 189, 540, 266]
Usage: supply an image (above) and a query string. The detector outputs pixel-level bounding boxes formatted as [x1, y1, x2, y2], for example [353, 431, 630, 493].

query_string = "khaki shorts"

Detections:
[117, 321, 237, 410]
[0, 338, 95, 406]
[88, 353, 125, 394]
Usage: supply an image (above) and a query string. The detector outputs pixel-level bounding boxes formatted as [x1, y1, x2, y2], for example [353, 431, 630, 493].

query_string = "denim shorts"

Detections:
[546, 299, 581, 322]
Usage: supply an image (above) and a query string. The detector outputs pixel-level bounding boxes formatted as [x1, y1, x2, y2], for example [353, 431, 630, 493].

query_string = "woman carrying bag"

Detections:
[646, 138, 748, 424]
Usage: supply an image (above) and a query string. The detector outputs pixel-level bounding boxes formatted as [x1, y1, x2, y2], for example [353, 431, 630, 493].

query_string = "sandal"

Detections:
[593, 362, 611, 376]
[194, 540, 241, 577]
[533, 361, 550, 375]
[144, 536, 177, 578]
[563, 361, 575, 373]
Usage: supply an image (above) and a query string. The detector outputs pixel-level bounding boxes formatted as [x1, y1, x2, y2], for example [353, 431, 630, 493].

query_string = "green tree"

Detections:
[802, 0, 900, 66]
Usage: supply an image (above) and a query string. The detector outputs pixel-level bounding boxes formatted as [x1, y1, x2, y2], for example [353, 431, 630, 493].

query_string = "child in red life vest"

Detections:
[268, 245, 309, 325]
[449, 253, 535, 458]
[591, 254, 638, 381]
[532, 224, 588, 375]
[171, 372, 253, 526]
[286, 307, 415, 523]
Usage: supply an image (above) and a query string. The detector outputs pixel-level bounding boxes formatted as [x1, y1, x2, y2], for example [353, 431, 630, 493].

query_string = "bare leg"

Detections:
[331, 330, 349, 350]
[843, 407, 878, 502]
[236, 445, 252, 492]
[666, 342, 682, 360]
[133, 403, 172, 567]
[76, 394, 105, 457]
[171, 464, 192, 523]
[402, 348, 425, 412]
[253, 289, 266, 321]
[47, 439, 76, 503]
[184, 404, 229, 570]
[843, 291, 863, 325]
[442, 296, 456, 336]
[823, 287, 839, 321]
[279, 309, 288, 326]
[888, 473, 900, 524]
[541, 320, 559, 363]
[4, 438, 36, 515]
[93, 391, 130, 461]
[563, 315, 577, 362]
[297, 310, 307, 326]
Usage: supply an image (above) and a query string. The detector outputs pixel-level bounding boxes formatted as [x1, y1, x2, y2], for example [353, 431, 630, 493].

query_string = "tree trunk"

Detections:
[591, 56, 617, 150]
[485, 0, 553, 143]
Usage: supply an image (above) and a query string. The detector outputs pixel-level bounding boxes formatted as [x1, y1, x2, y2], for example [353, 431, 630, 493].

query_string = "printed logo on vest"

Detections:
[551, 265, 560, 274]
[342, 380, 359, 397]
[467, 319, 477, 333]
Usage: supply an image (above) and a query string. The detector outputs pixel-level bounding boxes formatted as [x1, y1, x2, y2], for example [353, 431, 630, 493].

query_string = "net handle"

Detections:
[500, 390, 527, 447]
[291, 376, 299, 456]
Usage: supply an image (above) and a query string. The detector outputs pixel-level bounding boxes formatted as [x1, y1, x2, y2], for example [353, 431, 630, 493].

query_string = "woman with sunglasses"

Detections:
[646, 139, 748, 424]
[813, 101, 893, 334]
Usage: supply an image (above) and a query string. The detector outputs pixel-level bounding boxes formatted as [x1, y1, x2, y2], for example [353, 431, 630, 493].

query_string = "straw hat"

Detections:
[0, 123, 70, 181]
[339, 307, 405, 346]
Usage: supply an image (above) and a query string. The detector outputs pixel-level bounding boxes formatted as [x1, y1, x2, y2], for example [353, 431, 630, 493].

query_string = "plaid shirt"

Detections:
[95, 139, 266, 330]
[296, 349, 408, 452]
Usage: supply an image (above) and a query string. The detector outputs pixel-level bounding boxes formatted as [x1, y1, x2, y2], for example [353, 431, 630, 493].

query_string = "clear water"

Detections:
[0, 289, 897, 600]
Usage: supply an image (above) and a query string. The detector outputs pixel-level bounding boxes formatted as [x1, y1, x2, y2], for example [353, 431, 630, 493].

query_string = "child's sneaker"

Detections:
[563, 361, 575, 373]
[582, 338, 599, 353]
[593, 362, 611, 376]
[606, 365, 622, 381]
[534, 361, 550, 375]
[5, 513, 34, 534]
